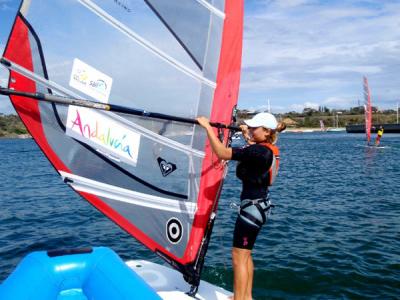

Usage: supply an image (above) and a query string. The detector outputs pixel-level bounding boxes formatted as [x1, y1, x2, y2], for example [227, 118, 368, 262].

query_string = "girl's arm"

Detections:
[197, 117, 232, 160]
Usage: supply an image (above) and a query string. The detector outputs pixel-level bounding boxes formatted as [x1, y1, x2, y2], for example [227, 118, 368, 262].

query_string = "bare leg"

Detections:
[245, 254, 254, 300]
[232, 247, 252, 300]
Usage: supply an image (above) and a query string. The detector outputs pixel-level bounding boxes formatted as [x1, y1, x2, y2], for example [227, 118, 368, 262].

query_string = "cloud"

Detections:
[308, 65, 383, 75]
[0, 96, 14, 114]
[0, 68, 14, 114]
[272, 0, 314, 9]
[1, 0, 398, 115]
[0, 76, 7, 86]
[239, 0, 400, 111]
[322, 96, 355, 108]
[0, 0, 15, 11]
[288, 101, 319, 112]
[281, 98, 353, 113]
[0, 63, 8, 87]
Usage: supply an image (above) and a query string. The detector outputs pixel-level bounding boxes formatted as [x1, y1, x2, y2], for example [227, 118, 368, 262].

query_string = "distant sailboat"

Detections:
[363, 76, 372, 145]
[319, 120, 326, 131]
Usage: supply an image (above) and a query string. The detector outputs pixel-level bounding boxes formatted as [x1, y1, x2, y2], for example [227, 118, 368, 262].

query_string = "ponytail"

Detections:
[276, 122, 286, 133]
[265, 121, 286, 144]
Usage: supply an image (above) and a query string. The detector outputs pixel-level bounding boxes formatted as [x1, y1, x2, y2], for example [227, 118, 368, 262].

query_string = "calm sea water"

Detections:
[0, 133, 399, 299]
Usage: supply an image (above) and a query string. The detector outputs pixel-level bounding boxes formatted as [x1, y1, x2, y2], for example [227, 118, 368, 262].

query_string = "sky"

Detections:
[0, 0, 399, 114]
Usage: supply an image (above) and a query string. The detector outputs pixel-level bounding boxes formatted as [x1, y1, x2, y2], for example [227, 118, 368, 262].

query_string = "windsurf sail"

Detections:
[363, 76, 372, 144]
[1, 0, 243, 292]
[319, 120, 325, 131]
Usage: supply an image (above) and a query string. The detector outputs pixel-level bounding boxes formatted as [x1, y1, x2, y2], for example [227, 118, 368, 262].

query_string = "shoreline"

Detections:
[283, 127, 346, 133]
[1, 128, 349, 139]
[0, 134, 32, 139]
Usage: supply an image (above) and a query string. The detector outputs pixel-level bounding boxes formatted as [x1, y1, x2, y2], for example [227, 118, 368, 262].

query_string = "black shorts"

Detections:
[232, 199, 272, 250]
[232, 214, 261, 250]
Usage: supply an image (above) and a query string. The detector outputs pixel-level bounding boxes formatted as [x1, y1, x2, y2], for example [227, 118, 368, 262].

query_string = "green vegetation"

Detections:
[0, 105, 398, 137]
[0, 114, 29, 138]
[237, 106, 399, 128]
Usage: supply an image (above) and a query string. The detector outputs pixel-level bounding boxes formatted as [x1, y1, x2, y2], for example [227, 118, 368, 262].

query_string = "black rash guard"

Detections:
[231, 144, 273, 200]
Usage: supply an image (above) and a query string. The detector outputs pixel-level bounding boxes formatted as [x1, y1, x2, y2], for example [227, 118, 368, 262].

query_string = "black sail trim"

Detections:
[144, 0, 203, 70]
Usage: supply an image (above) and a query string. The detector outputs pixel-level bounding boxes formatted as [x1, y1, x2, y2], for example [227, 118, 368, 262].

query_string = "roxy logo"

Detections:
[157, 157, 177, 177]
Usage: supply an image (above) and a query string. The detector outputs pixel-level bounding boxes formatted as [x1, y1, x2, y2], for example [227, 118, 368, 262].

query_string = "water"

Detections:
[1, 133, 399, 299]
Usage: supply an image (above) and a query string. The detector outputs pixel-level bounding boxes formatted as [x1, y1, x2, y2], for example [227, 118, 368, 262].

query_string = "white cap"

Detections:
[244, 112, 278, 129]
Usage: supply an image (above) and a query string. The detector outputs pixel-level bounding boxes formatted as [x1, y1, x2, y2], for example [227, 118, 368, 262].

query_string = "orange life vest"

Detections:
[260, 143, 280, 186]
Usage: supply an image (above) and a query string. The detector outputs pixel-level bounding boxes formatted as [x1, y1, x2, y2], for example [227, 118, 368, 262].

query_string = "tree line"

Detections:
[0, 114, 28, 137]
[237, 106, 399, 128]
[1, 104, 399, 137]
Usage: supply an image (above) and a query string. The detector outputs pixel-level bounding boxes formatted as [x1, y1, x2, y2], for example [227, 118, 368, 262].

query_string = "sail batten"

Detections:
[60, 171, 197, 215]
[108, 112, 205, 158]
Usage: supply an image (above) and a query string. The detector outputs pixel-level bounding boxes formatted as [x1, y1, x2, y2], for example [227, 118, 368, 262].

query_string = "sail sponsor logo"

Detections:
[69, 58, 113, 103]
[157, 157, 177, 177]
[166, 218, 183, 244]
[66, 106, 140, 166]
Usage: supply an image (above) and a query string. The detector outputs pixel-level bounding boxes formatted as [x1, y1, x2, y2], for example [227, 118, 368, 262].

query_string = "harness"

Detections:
[239, 197, 275, 228]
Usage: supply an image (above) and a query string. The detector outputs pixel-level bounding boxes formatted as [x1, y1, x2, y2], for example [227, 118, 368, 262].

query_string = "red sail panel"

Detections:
[4, 15, 69, 174]
[363, 76, 372, 143]
[183, 0, 244, 263]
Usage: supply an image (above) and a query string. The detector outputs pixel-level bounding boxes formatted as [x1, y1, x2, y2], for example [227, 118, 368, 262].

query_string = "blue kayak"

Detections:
[0, 247, 161, 300]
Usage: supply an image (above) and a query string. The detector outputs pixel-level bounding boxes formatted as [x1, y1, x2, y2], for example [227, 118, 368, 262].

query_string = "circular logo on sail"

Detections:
[166, 218, 183, 244]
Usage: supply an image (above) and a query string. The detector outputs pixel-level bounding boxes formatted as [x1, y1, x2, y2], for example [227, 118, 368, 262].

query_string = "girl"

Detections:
[197, 113, 285, 300]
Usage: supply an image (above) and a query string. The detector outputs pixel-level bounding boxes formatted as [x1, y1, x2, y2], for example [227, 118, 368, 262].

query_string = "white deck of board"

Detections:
[126, 260, 232, 300]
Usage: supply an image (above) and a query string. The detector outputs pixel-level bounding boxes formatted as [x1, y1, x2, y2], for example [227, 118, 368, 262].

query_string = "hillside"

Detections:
[237, 107, 398, 128]
[0, 114, 29, 138]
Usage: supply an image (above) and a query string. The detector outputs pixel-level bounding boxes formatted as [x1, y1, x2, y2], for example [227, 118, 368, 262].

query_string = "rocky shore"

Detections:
[0, 133, 32, 139]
